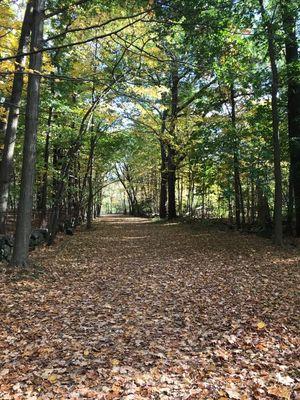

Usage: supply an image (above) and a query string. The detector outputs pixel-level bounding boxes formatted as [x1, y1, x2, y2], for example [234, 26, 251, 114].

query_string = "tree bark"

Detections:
[167, 63, 179, 219]
[159, 140, 168, 218]
[259, 0, 283, 245]
[11, 0, 45, 266]
[167, 145, 177, 219]
[0, 1, 33, 234]
[281, 1, 300, 236]
[86, 136, 96, 229]
[230, 85, 242, 229]
[250, 176, 255, 224]
[287, 163, 294, 233]
[38, 94, 52, 226]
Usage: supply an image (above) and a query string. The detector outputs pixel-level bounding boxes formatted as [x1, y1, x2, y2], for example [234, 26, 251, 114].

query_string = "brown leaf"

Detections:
[267, 385, 292, 399]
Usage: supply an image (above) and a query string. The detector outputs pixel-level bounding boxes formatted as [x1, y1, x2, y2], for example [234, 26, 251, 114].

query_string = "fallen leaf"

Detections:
[47, 374, 58, 384]
[267, 385, 292, 399]
[225, 386, 241, 399]
[276, 373, 294, 386]
[257, 321, 266, 330]
[0, 368, 10, 377]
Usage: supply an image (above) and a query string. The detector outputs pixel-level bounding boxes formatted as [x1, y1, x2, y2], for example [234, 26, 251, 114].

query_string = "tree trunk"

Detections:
[230, 85, 242, 229]
[11, 0, 44, 266]
[38, 100, 52, 227]
[86, 173, 93, 229]
[228, 195, 233, 223]
[281, 2, 300, 236]
[167, 61, 179, 220]
[287, 163, 294, 233]
[250, 173, 255, 224]
[159, 139, 167, 219]
[48, 99, 96, 242]
[257, 186, 272, 230]
[86, 136, 95, 229]
[0, 1, 33, 234]
[177, 172, 183, 216]
[239, 174, 245, 226]
[233, 153, 241, 229]
[259, 0, 283, 245]
[167, 145, 177, 219]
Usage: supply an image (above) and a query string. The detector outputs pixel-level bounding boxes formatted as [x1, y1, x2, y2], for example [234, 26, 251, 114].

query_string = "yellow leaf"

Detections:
[267, 385, 291, 399]
[47, 374, 58, 384]
[257, 321, 266, 330]
[111, 359, 119, 366]
[83, 349, 90, 356]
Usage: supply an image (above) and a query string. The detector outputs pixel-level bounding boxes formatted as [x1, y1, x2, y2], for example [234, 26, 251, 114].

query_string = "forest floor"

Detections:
[0, 216, 299, 400]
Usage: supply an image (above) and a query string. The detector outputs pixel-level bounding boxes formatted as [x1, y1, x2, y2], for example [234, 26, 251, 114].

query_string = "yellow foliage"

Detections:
[256, 321, 266, 330]
[47, 374, 58, 384]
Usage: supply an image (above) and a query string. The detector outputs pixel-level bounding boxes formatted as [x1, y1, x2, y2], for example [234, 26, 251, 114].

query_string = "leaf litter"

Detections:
[0, 216, 299, 399]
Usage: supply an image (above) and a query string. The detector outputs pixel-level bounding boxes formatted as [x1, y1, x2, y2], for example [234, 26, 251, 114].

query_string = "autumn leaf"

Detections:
[275, 373, 294, 386]
[267, 385, 292, 399]
[225, 385, 241, 399]
[1, 216, 298, 398]
[47, 374, 58, 384]
[0, 368, 10, 377]
[257, 321, 266, 330]
[214, 348, 231, 360]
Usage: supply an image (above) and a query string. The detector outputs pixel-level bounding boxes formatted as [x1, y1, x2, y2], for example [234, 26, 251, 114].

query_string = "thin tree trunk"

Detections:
[239, 174, 245, 226]
[48, 99, 97, 243]
[259, 0, 283, 244]
[177, 172, 183, 216]
[0, 1, 33, 234]
[38, 99, 52, 226]
[188, 167, 193, 215]
[86, 172, 93, 229]
[159, 139, 167, 218]
[86, 136, 96, 229]
[167, 145, 177, 219]
[250, 177, 255, 224]
[257, 186, 271, 230]
[233, 153, 241, 228]
[287, 163, 294, 233]
[281, 1, 300, 236]
[201, 175, 205, 219]
[228, 195, 233, 223]
[11, 0, 44, 266]
[167, 62, 179, 220]
[230, 85, 242, 229]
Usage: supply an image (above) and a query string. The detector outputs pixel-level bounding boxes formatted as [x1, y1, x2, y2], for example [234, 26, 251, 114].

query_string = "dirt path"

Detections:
[0, 216, 299, 399]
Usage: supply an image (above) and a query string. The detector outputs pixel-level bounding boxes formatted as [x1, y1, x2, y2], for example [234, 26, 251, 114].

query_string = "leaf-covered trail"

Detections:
[0, 216, 299, 399]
